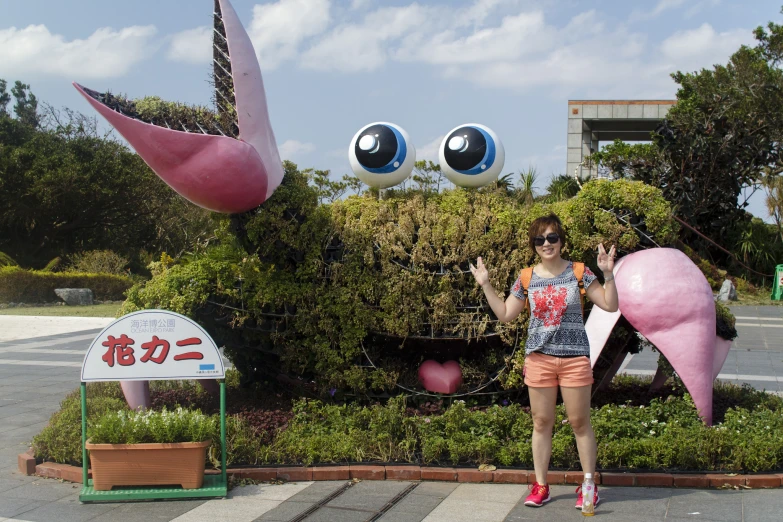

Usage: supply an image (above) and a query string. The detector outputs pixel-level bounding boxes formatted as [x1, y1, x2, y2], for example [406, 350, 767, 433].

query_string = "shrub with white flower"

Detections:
[89, 407, 216, 444]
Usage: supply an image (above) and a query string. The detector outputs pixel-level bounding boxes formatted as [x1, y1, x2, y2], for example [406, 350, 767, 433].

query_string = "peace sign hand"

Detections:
[596, 243, 616, 273]
[469, 257, 489, 287]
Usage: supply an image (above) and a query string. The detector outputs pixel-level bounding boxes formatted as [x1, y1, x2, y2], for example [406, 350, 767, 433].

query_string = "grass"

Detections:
[734, 291, 783, 306]
[0, 303, 123, 317]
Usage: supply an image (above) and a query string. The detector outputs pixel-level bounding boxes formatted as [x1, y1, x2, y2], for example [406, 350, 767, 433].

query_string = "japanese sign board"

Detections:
[81, 310, 225, 382]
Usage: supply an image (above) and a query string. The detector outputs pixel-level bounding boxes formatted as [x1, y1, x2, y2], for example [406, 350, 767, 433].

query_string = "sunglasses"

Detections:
[533, 233, 560, 247]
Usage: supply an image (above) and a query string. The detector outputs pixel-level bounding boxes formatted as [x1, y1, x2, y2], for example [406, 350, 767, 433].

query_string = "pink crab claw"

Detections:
[72, 0, 283, 213]
[586, 248, 727, 425]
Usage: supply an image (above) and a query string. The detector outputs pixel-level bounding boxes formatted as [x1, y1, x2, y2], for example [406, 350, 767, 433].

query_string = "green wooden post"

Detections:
[81, 382, 88, 487]
[220, 380, 227, 485]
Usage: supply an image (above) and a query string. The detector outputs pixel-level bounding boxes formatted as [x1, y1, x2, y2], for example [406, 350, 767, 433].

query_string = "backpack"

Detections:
[519, 262, 586, 317]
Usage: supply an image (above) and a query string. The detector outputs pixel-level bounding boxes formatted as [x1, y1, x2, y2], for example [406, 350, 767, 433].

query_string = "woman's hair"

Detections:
[528, 213, 566, 252]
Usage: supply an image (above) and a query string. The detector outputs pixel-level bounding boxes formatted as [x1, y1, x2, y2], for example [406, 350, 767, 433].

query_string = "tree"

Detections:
[587, 10, 783, 270]
[545, 174, 580, 202]
[0, 80, 10, 117]
[0, 81, 215, 269]
[763, 173, 783, 242]
[516, 166, 538, 205]
[11, 81, 39, 127]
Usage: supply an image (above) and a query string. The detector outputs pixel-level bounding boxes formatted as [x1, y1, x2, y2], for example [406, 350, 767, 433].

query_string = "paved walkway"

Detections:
[0, 307, 780, 521]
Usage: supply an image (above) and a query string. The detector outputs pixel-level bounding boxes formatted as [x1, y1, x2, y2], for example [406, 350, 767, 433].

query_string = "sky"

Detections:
[1, 0, 780, 221]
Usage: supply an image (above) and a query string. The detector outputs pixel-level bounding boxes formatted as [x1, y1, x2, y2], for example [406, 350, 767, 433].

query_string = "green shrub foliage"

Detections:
[0, 267, 134, 302]
[34, 378, 783, 472]
[123, 165, 681, 394]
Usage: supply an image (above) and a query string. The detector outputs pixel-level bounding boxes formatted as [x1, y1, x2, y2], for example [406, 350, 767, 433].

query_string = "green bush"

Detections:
[33, 381, 265, 467]
[69, 250, 129, 275]
[0, 251, 18, 267]
[32, 378, 783, 472]
[0, 266, 133, 302]
[32, 383, 127, 465]
[123, 168, 680, 394]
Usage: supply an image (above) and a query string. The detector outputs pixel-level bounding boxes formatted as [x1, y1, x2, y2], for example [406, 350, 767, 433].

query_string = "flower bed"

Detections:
[31, 373, 783, 473]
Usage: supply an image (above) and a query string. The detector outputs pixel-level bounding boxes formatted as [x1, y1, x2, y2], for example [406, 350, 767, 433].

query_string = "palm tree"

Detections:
[517, 166, 538, 205]
[493, 172, 516, 194]
[546, 174, 580, 202]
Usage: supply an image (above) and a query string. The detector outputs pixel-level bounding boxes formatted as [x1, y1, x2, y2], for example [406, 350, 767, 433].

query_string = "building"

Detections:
[567, 100, 676, 180]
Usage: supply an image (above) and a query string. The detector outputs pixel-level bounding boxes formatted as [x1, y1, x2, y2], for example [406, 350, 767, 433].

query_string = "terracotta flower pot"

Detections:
[85, 440, 211, 491]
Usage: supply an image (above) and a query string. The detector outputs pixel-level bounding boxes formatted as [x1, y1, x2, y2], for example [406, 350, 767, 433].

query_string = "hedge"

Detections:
[0, 266, 134, 303]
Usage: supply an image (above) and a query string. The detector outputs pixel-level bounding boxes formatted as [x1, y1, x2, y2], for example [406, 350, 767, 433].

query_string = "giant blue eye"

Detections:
[439, 124, 505, 188]
[349, 122, 416, 188]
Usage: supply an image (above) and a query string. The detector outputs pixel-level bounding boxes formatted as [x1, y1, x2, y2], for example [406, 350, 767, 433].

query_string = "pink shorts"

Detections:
[523, 352, 594, 388]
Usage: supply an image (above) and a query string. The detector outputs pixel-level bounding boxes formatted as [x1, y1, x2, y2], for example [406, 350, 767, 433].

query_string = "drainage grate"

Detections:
[286, 481, 355, 522]
[365, 482, 420, 522]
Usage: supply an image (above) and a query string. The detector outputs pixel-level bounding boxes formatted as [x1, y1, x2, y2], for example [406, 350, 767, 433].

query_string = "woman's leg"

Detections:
[560, 385, 596, 475]
[528, 386, 558, 484]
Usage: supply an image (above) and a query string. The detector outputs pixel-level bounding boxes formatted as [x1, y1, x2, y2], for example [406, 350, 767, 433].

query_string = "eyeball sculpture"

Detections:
[349, 122, 416, 189]
[439, 124, 505, 188]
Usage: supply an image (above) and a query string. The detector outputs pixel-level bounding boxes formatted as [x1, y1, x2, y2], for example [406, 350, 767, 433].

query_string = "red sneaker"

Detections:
[524, 482, 551, 507]
[575, 484, 600, 510]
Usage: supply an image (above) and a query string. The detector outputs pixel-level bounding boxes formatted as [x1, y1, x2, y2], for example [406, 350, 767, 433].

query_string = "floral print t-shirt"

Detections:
[510, 262, 597, 357]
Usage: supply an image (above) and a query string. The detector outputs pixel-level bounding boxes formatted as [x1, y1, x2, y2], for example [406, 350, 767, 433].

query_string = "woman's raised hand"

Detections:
[597, 243, 616, 273]
[469, 257, 489, 287]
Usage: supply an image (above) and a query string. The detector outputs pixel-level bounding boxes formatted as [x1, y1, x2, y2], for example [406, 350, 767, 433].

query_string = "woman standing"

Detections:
[470, 213, 617, 510]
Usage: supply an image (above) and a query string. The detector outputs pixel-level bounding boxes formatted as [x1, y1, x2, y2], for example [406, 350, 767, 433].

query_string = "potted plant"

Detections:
[86, 407, 215, 491]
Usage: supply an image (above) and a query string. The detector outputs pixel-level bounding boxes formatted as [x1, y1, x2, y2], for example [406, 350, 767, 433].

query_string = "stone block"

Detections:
[745, 475, 781, 488]
[673, 474, 710, 488]
[643, 104, 659, 118]
[457, 469, 493, 482]
[546, 471, 565, 484]
[312, 466, 349, 481]
[628, 104, 643, 118]
[601, 472, 635, 486]
[567, 149, 582, 163]
[349, 465, 385, 480]
[54, 288, 94, 306]
[18, 450, 36, 475]
[582, 105, 598, 118]
[658, 104, 673, 117]
[613, 104, 629, 118]
[493, 469, 528, 484]
[385, 465, 421, 480]
[236, 468, 278, 481]
[635, 473, 673, 487]
[569, 105, 582, 118]
[597, 105, 612, 119]
[706, 473, 745, 487]
[567, 118, 584, 133]
[421, 467, 457, 481]
[277, 467, 313, 481]
[567, 133, 582, 148]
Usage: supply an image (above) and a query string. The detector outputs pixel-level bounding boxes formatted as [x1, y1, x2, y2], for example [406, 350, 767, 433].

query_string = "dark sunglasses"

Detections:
[533, 233, 560, 247]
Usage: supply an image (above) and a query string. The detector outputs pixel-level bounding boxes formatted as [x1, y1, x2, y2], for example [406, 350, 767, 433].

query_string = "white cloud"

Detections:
[249, 0, 332, 69]
[301, 4, 432, 71]
[279, 139, 316, 159]
[0, 24, 157, 79]
[351, 0, 371, 10]
[629, 0, 687, 22]
[661, 23, 749, 65]
[167, 26, 211, 64]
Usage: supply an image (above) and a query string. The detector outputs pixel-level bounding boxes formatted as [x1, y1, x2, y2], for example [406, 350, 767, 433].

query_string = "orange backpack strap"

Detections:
[572, 262, 586, 316]
[519, 267, 534, 310]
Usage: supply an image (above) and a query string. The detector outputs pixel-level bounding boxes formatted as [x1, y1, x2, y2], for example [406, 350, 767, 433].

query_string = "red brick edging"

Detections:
[17, 450, 783, 488]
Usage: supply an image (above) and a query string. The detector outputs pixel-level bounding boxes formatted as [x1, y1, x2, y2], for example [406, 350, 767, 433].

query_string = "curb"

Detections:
[18, 452, 783, 489]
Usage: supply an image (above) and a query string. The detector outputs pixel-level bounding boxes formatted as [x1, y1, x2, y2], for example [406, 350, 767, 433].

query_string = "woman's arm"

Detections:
[586, 244, 619, 312]
[470, 257, 526, 323]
